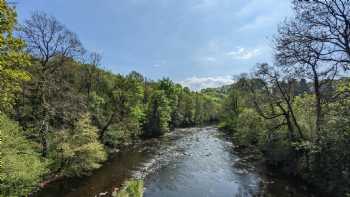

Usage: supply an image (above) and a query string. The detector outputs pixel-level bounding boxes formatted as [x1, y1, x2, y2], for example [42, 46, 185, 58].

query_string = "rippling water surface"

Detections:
[143, 127, 261, 197]
[35, 127, 313, 197]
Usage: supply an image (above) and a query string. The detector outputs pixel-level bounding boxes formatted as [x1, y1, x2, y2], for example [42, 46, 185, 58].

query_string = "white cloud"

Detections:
[181, 75, 234, 91]
[226, 47, 260, 60]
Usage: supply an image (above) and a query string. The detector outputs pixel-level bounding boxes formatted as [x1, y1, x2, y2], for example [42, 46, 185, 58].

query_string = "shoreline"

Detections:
[32, 126, 210, 196]
[221, 130, 327, 197]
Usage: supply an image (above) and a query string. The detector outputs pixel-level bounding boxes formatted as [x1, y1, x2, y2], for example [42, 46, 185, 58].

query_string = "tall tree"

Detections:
[91, 72, 144, 143]
[81, 52, 102, 105]
[0, 0, 31, 112]
[19, 12, 84, 157]
[290, 0, 350, 69]
[144, 90, 171, 137]
[275, 0, 349, 135]
[252, 64, 304, 141]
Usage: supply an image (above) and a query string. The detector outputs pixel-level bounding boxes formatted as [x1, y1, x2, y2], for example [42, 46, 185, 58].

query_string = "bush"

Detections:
[233, 108, 265, 147]
[113, 180, 144, 197]
[50, 113, 107, 177]
[0, 113, 47, 197]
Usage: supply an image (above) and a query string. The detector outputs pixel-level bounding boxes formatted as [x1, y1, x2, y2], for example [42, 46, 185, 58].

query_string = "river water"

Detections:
[35, 127, 314, 197]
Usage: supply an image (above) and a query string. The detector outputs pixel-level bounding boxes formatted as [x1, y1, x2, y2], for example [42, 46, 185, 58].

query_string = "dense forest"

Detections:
[0, 1, 222, 196]
[1, 0, 350, 196]
[219, 0, 350, 196]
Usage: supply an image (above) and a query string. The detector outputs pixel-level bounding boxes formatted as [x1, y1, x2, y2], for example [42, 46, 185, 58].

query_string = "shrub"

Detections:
[50, 113, 107, 177]
[113, 180, 144, 197]
[0, 113, 47, 197]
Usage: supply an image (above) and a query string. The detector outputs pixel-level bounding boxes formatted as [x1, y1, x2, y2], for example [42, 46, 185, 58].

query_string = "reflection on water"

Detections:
[34, 127, 314, 197]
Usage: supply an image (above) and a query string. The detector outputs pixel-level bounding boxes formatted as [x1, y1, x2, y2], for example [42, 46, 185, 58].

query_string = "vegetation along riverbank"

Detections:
[0, 1, 222, 196]
[218, 1, 350, 195]
[1, 0, 350, 196]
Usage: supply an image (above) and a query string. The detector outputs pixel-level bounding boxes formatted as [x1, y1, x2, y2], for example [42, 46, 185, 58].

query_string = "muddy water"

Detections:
[35, 127, 314, 197]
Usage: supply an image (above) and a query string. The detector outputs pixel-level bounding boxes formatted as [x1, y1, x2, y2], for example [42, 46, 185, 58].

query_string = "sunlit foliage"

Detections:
[0, 0, 30, 112]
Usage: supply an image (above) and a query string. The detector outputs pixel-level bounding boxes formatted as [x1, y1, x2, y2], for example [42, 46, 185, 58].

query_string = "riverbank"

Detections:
[141, 126, 316, 197]
[32, 127, 201, 197]
[220, 130, 326, 197]
[33, 126, 320, 197]
[31, 140, 143, 197]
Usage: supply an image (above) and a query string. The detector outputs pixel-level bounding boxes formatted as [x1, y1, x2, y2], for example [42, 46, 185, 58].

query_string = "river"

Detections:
[34, 127, 314, 197]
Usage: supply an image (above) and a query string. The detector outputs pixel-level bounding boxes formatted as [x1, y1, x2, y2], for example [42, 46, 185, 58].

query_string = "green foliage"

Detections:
[306, 81, 350, 194]
[0, 6, 223, 195]
[0, 113, 47, 197]
[0, 0, 343, 196]
[233, 108, 265, 147]
[0, 0, 31, 111]
[88, 72, 146, 145]
[220, 76, 350, 196]
[50, 114, 107, 177]
[112, 180, 144, 197]
[144, 90, 171, 136]
[219, 88, 241, 132]
[293, 95, 316, 138]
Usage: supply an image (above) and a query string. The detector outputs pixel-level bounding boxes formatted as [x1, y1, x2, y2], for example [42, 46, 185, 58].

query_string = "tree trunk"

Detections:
[39, 88, 50, 157]
[312, 65, 322, 138]
[99, 111, 117, 141]
[40, 119, 49, 157]
[275, 79, 304, 140]
[277, 103, 296, 140]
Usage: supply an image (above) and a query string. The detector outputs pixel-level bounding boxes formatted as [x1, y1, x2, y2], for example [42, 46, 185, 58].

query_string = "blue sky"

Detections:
[15, 0, 293, 90]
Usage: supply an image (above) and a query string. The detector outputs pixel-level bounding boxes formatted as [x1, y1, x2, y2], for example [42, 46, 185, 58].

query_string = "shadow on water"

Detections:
[34, 127, 316, 197]
[32, 144, 152, 197]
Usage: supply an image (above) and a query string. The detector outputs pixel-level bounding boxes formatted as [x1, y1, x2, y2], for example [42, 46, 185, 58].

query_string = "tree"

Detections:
[233, 108, 265, 147]
[275, 0, 350, 137]
[81, 52, 102, 105]
[158, 78, 179, 127]
[219, 87, 241, 132]
[0, 4, 228, 196]
[296, 78, 310, 95]
[0, 0, 31, 112]
[252, 64, 304, 141]
[289, 0, 350, 69]
[101, 72, 145, 146]
[144, 90, 171, 137]
[19, 11, 84, 157]
[50, 113, 107, 177]
[91, 73, 144, 143]
[0, 113, 47, 197]
[19, 11, 84, 69]
[181, 91, 194, 126]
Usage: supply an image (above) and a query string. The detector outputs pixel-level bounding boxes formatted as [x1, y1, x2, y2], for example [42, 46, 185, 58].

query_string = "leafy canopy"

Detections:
[0, 0, 31, 111]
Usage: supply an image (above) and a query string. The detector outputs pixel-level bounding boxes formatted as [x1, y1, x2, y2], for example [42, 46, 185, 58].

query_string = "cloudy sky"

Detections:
[16, 0, 293, 90]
